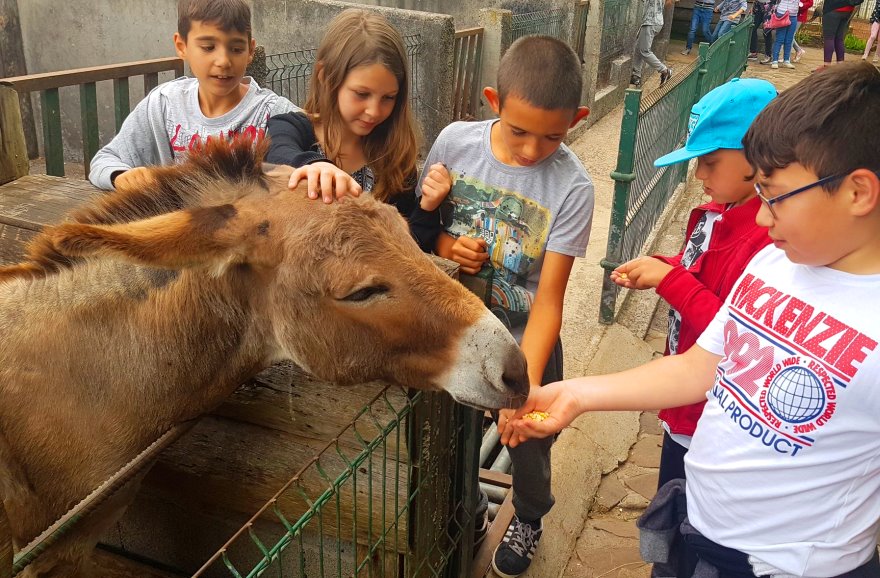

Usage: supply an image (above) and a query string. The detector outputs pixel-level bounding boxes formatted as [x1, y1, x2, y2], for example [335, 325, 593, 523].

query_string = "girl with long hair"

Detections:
[266, 9, 449, 252]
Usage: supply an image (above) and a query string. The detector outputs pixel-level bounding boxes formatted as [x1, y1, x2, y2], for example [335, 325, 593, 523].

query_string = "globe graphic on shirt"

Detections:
[767, 366, 825, 424]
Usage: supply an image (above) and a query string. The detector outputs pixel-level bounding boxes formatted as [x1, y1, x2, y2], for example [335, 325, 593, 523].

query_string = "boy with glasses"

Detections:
[502, 62, 880, 577]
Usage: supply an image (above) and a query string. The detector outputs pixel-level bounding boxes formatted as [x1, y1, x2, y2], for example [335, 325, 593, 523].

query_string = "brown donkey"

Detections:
[0, 138, 528, 577]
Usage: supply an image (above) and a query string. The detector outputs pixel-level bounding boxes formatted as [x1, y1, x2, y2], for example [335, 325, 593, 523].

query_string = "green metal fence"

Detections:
[192, 386, 483, 578]
[511, 8, 567, 41]
[599, 17, 753, 324]
[262, 35, 422, 110]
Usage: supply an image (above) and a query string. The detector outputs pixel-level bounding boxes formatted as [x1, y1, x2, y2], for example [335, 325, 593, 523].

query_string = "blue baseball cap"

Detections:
[654, 78, 777, 168]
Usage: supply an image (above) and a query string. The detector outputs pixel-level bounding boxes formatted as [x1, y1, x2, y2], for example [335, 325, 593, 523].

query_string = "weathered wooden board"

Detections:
[0, 174, 97, 264]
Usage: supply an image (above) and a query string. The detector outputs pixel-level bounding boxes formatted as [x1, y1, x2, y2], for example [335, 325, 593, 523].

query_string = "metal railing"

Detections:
[192, 386, 482, 578]
[0, 57, 184, 181]
[511, 8, 567, 41]
[599, 17, 753, 324]
[452, 27, 484, 121]
[261, 35, 422, 112]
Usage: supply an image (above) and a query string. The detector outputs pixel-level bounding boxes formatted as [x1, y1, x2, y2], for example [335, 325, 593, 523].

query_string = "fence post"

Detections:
[447, 405, 482, 578]
[694, 41, 711, 101]
[599, 88, 641, 325]
[478, 8, 512, 120]
[0, 86, 29, 184]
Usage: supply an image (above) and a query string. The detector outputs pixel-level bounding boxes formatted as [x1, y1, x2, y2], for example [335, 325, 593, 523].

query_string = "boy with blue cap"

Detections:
[608, 77, 776, 576]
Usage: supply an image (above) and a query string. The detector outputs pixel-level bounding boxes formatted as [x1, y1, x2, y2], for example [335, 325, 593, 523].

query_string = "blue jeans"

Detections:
[711, 18, 735, 42]
[772, 14, 798, 62]
[686, 7, 714, 49]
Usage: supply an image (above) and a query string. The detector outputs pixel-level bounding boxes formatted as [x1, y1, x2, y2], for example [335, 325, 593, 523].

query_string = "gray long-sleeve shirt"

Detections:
[88, 76, 298, 190]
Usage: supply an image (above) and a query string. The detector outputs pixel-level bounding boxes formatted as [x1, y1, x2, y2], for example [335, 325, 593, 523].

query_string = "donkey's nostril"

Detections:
[502, 352, 530, 398]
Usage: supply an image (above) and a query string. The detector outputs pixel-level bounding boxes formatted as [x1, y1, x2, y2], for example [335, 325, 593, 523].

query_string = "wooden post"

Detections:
[0, 0, 37, 159]
[0, 85, 28, 184]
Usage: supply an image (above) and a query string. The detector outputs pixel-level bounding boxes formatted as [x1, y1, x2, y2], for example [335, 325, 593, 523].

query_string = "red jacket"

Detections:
[653, 196, 771, 436]
[797, 0, 814, 22]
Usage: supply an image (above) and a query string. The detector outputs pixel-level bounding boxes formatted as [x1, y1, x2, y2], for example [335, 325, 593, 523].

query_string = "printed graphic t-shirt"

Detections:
[688, 245, 880, 576]
[420, 120, 594, 341]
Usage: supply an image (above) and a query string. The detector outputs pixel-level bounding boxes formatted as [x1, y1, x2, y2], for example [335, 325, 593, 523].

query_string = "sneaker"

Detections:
[659, 67, 673, 85]
[491, 516, 543, 578]
[681, 48, 691, 55]
[748, 52, 759, 60]
[630, 75, 642, 87]
[794, 49, 805, 62]
[782, 60, 795, 69]
[759, 56, 773, 65]
[770, 61, 779, 69]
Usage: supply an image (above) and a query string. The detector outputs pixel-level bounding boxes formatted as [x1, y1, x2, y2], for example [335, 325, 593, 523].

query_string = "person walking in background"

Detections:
[711, 0, 747, 41]
[682, 0, 715, 54]
[820, 0, 860, 70]
[751, 0, 777, 64]
[770, 0, 799, 68]
[631, 0, 674, 86]
[791, 0, 813, 62]
[862, 0, 880, 62]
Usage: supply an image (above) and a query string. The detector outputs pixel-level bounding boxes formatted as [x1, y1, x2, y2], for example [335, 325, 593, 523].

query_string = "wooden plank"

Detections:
[0, 58, 184, 94]
[40, 88, 64, 177]
[143, 72, 159, 94]
[0, 223, 37, 266]
[478, 468, 512, 489]
[0, 86, 28, 185]
[91, 548, 183, 578]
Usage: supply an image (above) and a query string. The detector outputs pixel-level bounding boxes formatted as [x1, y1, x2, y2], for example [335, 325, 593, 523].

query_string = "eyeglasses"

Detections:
[754, 173, 846, 219]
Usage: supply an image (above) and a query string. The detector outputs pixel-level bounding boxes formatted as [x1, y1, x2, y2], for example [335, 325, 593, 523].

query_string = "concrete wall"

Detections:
[9, 0, 659, 163]
[12, 0, 453, 162]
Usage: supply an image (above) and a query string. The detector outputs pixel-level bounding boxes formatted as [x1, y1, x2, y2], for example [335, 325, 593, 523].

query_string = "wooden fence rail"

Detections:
[0, 57, 184, 183]
[452, 27, 484, 121]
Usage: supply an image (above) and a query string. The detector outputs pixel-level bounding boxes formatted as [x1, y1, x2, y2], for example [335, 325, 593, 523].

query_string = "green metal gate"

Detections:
[599, 17, 753, 324]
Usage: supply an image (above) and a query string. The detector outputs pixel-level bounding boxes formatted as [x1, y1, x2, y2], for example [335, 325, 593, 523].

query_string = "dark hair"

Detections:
[744, 62, 880, 188]
[178, 0, 252, 40]
[497, 35, 583, 111]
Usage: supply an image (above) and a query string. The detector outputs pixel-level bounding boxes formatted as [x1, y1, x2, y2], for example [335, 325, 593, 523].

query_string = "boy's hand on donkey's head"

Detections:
[112, 167, 156, 191]
[289, 162, 362, 204]
[420, 163, 452, 212]
[450, 236, 489, 274]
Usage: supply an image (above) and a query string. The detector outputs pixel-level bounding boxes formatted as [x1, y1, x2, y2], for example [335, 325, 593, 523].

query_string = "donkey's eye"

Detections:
[341, 285, 389, 302]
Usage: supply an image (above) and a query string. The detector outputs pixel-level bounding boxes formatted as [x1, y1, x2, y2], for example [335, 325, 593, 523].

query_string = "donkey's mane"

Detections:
[0, 137, 270, 281]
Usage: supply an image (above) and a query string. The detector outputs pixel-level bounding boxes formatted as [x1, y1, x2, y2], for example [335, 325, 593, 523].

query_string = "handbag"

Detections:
[766, 10, 792, 28]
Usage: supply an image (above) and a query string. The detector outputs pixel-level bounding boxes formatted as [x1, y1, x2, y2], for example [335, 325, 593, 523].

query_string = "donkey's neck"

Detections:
[1, 259, 274, 435]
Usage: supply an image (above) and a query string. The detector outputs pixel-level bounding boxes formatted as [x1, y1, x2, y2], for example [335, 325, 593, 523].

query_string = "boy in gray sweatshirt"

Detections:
[89, 0, 297, 191]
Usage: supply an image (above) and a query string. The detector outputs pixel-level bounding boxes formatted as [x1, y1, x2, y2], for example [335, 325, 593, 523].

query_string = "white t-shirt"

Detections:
[688, 245, 880, 577]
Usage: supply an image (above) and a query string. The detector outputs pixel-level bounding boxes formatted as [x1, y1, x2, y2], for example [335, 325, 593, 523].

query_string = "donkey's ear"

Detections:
[47, 204, 278, 271]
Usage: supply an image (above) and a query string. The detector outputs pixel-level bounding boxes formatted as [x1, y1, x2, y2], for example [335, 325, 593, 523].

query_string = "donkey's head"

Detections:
[6, 139, 528, 411]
